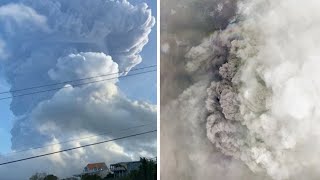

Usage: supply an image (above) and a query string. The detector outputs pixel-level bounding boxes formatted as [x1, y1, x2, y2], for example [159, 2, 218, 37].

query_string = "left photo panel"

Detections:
[0, 0, 157, 179]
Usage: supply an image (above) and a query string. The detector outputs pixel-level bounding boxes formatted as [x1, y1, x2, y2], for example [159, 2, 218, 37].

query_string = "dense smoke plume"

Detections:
[161, 0, 320, 179]
[0, 0, 155, 148]
[0, 0, 156, 179]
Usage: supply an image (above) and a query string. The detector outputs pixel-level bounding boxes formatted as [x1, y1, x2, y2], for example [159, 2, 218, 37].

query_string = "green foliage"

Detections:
[29, 172, 48, 180]
[81, 174, 102, 180]
[113, 157, 157, 180]
[29, 173, 59, 180]
[44, 174, 58, 180]
[104, 173, 114, 179]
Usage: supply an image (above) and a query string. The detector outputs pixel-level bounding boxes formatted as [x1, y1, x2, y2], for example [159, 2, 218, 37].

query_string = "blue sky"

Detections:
[0, 0, 157, 155]
[0, 73, 13, 153]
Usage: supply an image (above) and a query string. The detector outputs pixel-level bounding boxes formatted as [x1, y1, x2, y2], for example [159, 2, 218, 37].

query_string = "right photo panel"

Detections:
[160, 0, 320, 180]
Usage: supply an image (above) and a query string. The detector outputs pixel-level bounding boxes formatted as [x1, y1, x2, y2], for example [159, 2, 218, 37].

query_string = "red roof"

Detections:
[86, 162, 107, 170]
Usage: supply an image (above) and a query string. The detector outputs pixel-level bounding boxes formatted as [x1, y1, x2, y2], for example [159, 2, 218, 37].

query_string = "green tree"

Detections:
[29, 172, 47, 180]
[81, 174, 102, 180]
[116, 157, 157, 180]
[103, 173, 114, 179]
[137, 157, 156, 180]
[44, 174, 59, 180]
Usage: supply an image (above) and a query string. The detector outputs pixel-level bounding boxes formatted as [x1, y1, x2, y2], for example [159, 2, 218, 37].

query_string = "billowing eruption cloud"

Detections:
[0, 0, 155, 178]
[161, 0, 320, 179]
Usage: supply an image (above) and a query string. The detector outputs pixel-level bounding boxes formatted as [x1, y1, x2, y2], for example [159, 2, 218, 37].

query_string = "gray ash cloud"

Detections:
[161, 0, 320, 179]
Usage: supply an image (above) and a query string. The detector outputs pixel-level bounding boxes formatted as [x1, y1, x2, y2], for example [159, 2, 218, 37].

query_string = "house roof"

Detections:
[86, 162, 107, 170]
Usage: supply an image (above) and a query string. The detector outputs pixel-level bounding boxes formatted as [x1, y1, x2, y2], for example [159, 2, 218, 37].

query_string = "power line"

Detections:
[0, 130, 156, 166]
[0, 69, 156, 101]
[0, 65, 156, 95]
[2, 122, 156, 157]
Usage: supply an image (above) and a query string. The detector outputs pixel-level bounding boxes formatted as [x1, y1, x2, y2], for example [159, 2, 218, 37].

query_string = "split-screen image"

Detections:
[1, 0, 320, 180]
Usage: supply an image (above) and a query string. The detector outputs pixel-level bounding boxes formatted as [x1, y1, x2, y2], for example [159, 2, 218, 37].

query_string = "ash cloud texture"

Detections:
[161, 0, 320, 180]
[0, 0, 155, 178]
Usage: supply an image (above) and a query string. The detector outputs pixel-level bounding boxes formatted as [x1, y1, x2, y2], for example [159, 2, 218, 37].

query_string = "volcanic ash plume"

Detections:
[162, 0, 320, 179]
[202, 0, 320, 179]
[0, 0, 156, 178]
[0, 0, 155, 152]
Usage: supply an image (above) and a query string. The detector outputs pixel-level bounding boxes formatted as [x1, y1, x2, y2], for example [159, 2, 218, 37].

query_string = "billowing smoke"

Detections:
[0, 0, 156, 178]
[161, 0, 320, 179]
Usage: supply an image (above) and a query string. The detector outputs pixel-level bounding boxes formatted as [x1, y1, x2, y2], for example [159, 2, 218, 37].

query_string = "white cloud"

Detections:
[31, 52, 156, 136]
[0, 3, 49, 32]
[32, 77, 156, 136]
[48, 52, 119, 82]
